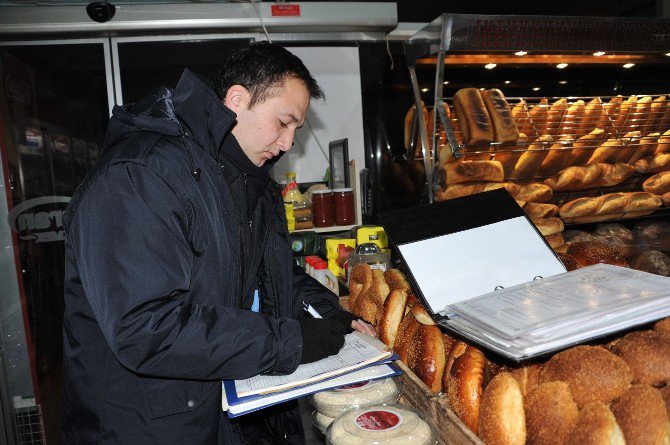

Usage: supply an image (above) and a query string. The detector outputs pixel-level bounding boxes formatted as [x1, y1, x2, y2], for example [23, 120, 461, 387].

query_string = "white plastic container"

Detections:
[310, 377, 401, 418]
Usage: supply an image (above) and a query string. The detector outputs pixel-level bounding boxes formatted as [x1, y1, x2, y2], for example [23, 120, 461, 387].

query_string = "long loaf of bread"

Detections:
[436, 181, 552, 203]
[642, 170, 670, 195]
[510, 134, 553, 180]
[513, 100, 536, 138]
[538, 135, 574, 177]
[444, 160, 504, 184]
[635, 152, 670, 174]
[544, 162, 635, 192]
[453, 88, 494, 145]
[568, 128, 607, 166]
[481, 89, 519, 143]
[559, 192, 662, 223]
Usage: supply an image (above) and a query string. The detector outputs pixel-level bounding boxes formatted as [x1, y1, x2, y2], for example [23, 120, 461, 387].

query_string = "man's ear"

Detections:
[224, 85, 249, 111]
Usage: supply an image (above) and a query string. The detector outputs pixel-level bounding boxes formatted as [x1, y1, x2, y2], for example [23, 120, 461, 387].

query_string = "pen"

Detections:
[302, 301, 322, 319]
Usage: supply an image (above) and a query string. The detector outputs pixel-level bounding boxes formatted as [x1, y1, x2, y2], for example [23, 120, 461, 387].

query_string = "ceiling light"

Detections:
[421, 87, 429, 92]
[558, 80, 568, 85]
[665, 53, 670, 57]
[504, 80, 511, 85]
[556, 63, 568, 69]
[532, 87, 541, 92]
[485, 63, 497, 70]
[443, 81, 449, 85]
[514, 51, 528, 56]
[623, 63, 635, 69]
[593, 51, 606, 57]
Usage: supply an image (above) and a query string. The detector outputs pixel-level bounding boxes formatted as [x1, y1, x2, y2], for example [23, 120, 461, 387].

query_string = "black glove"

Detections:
[299, 311, 358, 364]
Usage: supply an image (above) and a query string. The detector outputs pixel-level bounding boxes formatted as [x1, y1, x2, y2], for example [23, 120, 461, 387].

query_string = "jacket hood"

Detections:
[103, 69, 236, 160]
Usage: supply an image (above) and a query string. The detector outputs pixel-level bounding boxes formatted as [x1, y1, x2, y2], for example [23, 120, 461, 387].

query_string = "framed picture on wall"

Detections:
[329, 138, 349, 190]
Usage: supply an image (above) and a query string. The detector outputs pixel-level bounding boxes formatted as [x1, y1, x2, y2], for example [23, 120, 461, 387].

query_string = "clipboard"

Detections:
[377, 188, 567, 323]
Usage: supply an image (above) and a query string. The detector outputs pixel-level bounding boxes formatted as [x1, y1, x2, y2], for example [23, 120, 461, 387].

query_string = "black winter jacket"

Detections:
[61, 69, 340, 444]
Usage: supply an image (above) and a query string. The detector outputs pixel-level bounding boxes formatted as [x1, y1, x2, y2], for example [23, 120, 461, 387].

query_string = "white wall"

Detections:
[271, 46, 365, 185]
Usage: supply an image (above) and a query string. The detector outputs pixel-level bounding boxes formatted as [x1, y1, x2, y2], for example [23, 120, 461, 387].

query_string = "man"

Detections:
[61, 42, 373, 444]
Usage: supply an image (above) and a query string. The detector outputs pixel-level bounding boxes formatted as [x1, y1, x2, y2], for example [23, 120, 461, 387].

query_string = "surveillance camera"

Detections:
[86, 2, 115, 23]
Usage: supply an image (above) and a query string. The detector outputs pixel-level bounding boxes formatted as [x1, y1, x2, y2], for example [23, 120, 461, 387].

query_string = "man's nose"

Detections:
[279, 129, 295, 151]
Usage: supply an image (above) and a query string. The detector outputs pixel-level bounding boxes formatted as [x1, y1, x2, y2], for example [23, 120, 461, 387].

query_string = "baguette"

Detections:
[510, 134, 553, 180]
[586, 138, 623, 165]
[558, 99, 585, 137]
[538, 135, 574, 177]
[513, 99, 536, 138]
[625, 95, 652, 134]
[655, 129, 670, 155]
[568, 128, 607, 166]
[662, 191, 670, 207]
[646, 95, 666, 133]
[578, 97, 604, 137]
[531, 216, 564, 236]
[628, 132, 659, 164]
[492, 133, 528, 178]
[444, 159, 504, 184]
[545, 97, 568, 136]
[481, 89, 519, 143]
[528, 98, 549, 136]
[659, 98, 670, 132]
[559, 192, 662, 223]
[613, 131, 642, 164]
[643, 171, 670, 195]
[597, 96, 621, 130]
[404, 101, 428, 157]
[614, 95, 636, 133]
[635, 152, 670, 174]
[544, 162, 634, 192]
[516, 182, 553, 203]
[453, 88, 494, 145]
[435, 182, 521, 201]
[516, 200, 560, 218]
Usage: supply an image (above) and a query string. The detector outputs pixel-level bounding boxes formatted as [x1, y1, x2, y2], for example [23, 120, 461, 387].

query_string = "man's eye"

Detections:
[279, 120, 288, 128]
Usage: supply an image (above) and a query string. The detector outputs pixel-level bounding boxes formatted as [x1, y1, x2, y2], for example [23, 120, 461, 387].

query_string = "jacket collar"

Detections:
[172, 69, 237, 160]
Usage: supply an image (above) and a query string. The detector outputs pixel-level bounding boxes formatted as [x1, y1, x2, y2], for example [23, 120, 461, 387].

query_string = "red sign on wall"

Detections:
[271, 4, 300, 16]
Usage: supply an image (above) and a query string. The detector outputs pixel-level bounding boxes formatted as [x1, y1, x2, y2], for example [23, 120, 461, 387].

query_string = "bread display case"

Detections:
[402, 14, 670, 229]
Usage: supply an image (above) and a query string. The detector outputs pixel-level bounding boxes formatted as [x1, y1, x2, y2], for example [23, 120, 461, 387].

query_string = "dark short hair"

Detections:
[214, 42, 324, 107]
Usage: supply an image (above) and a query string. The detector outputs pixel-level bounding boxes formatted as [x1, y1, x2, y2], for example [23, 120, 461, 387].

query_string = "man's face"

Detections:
[227, 77, 310, 167]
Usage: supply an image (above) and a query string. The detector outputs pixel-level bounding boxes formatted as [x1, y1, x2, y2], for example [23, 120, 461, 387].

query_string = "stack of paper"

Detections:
[222, 331, 398, 417]
[443, 264, 670, 360]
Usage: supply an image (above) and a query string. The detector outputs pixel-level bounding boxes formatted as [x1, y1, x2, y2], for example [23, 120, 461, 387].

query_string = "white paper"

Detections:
[398, 216, 566, 312]
[233, 332, 390, 397]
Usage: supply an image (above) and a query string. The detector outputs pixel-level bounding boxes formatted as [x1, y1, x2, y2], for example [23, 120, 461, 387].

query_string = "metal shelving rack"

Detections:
[403, 14, 670, 204]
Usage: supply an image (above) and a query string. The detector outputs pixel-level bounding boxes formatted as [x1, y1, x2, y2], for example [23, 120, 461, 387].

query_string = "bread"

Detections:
[587, 138, 624, 165]
[348, 265, 390, 325]
[643, 171, 670, 195]
[539, 345, 633, 408]
[626, 95, 653, 134]
[628, 132, 659, 165]
[593, 223, 635, 257]
[384, 268, 412, 292]
[566, 241, 629, 268]
[628, 250, 670, 276]
[614, 95, 636, 132]
[510, 134, 553, 180]
[409, 303, 436, 326]
[517, 182, 553, 203]
[610, 384, 670, 445]
[646, 95, 667, 133]
[538, 135, 574, 177]
[531, 216, 564, 236]
[544, 162, 635, 192]
[444, 160, 504, 184]
[610, 330, 670, 385]
[569, 128, 607, 165]
[430, 102, 452, 162]
[481, 88, 519, 143]
[565, 402, 626, 445]
[545, 97, 568, 136]
[408, 324, 446, 393]
[477, 372, 526, 445]
[654, 317, 670, 334]
[528, 98, 549, 136]
[453, 88, 494, 145]
[347, 263, 373, 311]
[613, 130, 642, 164]
[493, 134, 528, 178]
[524, 381, 579, 445]
[443, 340, 468, 383]
[556, 252, 584, 271]
[635, 151, 670, 174]
[516, 200, 559, 218]
[599, 96, 622, 130]
[513, 99, 536, 138]
[579, 97, 605, 137]
[655, 129, 670, 155]
[544, 232, 565, 250]
[393, 311, 421, 363]
[559, 192, 662, 224]
[447, 345, 486, 434]
[558, 99, 585, 136]
[508, 363, 541, 396]
[379, 289, 408, 347]
[435, 181, 521, 202]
